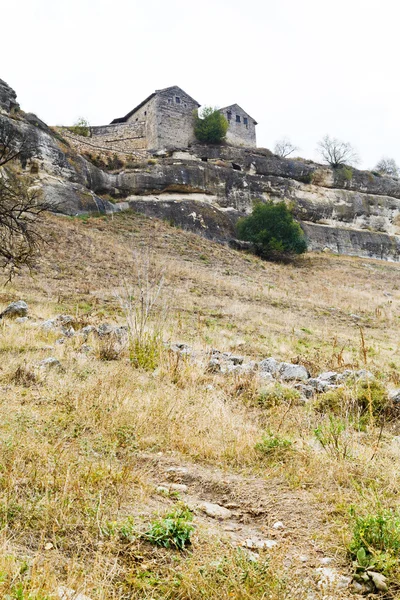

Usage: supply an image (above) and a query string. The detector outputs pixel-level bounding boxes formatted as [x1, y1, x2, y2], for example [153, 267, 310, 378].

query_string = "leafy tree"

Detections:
[194, 106, 228, 144]
[374, 157, 399, 178]
[274, 137, 299, 158]
[317, 134, 359, 167]
[236, 201, 307, 259]
[0, 118, 50, 280]
[68, 117, 91, 137]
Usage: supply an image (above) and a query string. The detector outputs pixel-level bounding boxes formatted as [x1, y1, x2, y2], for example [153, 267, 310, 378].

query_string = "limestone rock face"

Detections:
[2, 76, 400, 261]
[0, 79, 19, 113]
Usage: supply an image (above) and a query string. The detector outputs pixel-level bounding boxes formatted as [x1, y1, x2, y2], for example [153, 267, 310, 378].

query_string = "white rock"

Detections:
[320, 557, 333, 565]
[39, 357, 62, 370]
[15, 317, 29, 323]
[58, 586, 93, 600]
[199, 502, 232, 520]
[156, 486, 169, 494]
[170, 483, 188, 493]
[259, 357, 281, 375]
[244, 538, 278, 549]
[273, 521, 284, 529]
[280, 362, 309, 381]
[367, 571, 388, 592]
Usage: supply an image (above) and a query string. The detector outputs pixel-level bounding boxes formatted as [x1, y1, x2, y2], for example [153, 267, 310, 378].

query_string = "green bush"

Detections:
[349, 509, 400, 575]
[68, 117, 91, 137]
[315, 380, 389, 421]
[236, 201, 307, 259]
[257, 383, 301, 408]
[144, 506, 194, 550]
[194, 107, 228, 144]
[255, 432, 293, 458]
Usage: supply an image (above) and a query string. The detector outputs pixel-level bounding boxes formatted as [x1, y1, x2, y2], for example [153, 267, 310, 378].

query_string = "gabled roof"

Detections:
[219, 103, 258, 125]
[110, 86, 200, 124]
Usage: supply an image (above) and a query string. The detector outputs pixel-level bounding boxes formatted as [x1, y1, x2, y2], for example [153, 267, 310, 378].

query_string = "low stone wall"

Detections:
[56, 128, 149, 161]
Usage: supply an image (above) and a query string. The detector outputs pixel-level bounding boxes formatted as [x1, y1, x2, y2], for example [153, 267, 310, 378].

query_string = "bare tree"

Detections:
[274, 137, 299, 158]
[317, 135, 359, 167]
[374, 157, 399, 178]
[0, 119, 49, 281]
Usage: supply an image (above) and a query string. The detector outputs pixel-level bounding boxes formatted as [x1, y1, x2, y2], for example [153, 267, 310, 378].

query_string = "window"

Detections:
[175, 96, 181, 104]
[168, 98, 172, 104]
[227, 111, 232, 121]
[243, 117, 248, 127]
[144, 111, 147, 116]
[236, 115, 241, 123]
[183, 102, 187, 108]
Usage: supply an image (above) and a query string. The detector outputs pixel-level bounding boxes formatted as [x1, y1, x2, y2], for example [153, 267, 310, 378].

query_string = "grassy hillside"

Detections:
[1, 211, 400, 599]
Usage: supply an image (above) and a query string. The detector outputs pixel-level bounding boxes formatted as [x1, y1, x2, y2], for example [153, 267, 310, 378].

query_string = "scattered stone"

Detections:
[259, 357, 281, 375]
[244, 538, 277, 550]
[318, 371, 339, 384]
[279, 362, 309, 381]
[61, 326, 75, 338]
[58, 586, 93, 600]
[97, 323, 114, 336]
[0, 300, 28, 319]
[80, 325, 96, 337]
[39, 357, 62, 370]
[389, 389, 400, 403]
[44, 542, 54, 550]
[156, 486, 169, 494]
[320, 557, 333, 565]
[15, 317, 29, 323]
[199, 502, 232, 520]
[165, 466, 188, 475]
[56, 337, 66, 345]
[170, 342, 192, 355]
[272, 521, 284, 529]
[258, 371, 273, 381]
[169, 483, 188, 493]
[79, 344, 93, 354]
[294, 383, 315, 398]
[367, 571, 388, 592]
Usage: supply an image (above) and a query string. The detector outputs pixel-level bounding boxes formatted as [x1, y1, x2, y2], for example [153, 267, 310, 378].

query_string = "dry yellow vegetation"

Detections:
[0, 212, 400, 599]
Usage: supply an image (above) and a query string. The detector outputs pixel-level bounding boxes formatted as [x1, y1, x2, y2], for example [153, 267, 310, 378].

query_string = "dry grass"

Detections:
[0, 211, 400, 598]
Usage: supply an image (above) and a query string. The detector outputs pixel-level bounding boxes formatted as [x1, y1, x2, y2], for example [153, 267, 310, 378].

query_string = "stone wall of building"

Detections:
[220, 104, 257, 148]
[126, 96, 158, 148]
[90, 121, 146, 151]
[154, 86, 199, 149]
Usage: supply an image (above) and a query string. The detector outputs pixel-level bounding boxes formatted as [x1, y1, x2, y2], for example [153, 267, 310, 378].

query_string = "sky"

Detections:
[2, 0, 399, 169]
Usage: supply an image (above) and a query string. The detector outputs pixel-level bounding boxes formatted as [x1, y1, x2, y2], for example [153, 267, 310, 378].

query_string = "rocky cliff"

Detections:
[2, 78, 400, 261]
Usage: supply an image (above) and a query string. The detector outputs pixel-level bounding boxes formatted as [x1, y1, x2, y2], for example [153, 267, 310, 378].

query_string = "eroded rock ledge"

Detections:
[2, 77, 400, 261]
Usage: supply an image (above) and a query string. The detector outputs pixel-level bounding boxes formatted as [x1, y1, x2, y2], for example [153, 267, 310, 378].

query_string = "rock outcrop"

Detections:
[2, 77, 400, 261]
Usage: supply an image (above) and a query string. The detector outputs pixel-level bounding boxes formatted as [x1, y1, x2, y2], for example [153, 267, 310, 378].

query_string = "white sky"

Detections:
[2, 0, 399, 169]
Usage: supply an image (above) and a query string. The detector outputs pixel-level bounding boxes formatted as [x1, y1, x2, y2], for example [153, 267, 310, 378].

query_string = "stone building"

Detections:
[219, 104, 257, 148]
[84, 86, 257, 153]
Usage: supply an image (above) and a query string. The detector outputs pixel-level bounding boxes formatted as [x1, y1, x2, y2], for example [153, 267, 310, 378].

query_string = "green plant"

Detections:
[255, 432, 293, 457]
[340, 166, 353, 181]
[68, 117, 91, 137]
[144, 506, 194, 550]
[257, 383, 301, 408]
[129, 332, 162, 370]
[316, 380, 389, 422]
[314, 415, 351, 459]
[349, 509, 400, 576]
[194, 106, 228, 144]
[236, 201, 307, 259]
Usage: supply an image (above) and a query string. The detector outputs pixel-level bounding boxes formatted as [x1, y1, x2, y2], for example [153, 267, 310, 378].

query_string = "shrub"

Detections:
[315, 380, 389, 421]
[313, 415, 351, 460]
[255, 432, 293, 458]
[68, 117, 91, 137]
[194, 107, 228, 144]
[144, 506, 194, 550]
[257, 383, 301, 408]
[349, 509, 400, 576]
[236, 201, 307, 259]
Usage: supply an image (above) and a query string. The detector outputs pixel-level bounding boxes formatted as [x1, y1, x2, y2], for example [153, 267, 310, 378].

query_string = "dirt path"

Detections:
[136, 452, 363, 599]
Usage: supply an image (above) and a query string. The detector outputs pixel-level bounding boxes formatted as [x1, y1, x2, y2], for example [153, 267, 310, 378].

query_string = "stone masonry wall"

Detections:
[220, 104, 257, 148]
[154, 86, 199, 149]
